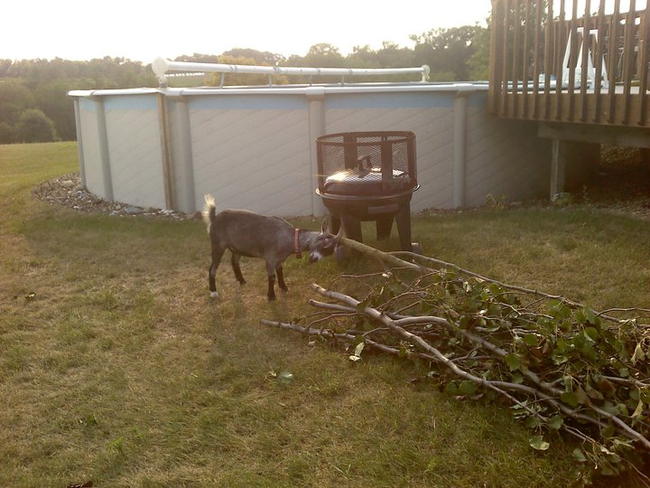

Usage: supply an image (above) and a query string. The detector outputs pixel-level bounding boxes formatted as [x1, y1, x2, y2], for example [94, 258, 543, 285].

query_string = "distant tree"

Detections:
[376, 42, 415, 68]
[467, 25, 491, 80]
[17, 109, 57, 143]
[301, 43, 344, 67]
[175, 53, 222, 64]
[223, 48, 285, 66]
[0, 21, 493, 144]
[0, 80, 35, 125]
[35, 80, 76, 141]
[411, 25, 487, 81]
[346, 45, 381, 68]
[0, 59, 12, 77]
[204, 55, 289, 87]
[0, 122, 16, 144]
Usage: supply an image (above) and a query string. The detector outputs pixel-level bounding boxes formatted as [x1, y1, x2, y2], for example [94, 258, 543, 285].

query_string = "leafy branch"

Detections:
[261, 238, 650, 483]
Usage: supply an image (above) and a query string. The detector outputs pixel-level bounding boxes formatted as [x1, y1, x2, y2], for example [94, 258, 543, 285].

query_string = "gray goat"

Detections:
[202, 195, 340, 301]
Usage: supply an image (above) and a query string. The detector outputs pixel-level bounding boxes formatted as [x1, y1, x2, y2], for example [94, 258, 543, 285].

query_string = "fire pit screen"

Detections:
[316, 131, 419, 253]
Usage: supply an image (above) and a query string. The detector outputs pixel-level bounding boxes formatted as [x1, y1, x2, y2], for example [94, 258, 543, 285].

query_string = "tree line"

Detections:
[0, 24, 489, 145]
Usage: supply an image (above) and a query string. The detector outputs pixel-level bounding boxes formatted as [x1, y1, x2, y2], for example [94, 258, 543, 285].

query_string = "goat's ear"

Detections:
[320, 217, 329, 234]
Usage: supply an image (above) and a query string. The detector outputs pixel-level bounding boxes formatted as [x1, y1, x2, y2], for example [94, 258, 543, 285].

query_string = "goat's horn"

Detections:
[334, 221, 345, 242]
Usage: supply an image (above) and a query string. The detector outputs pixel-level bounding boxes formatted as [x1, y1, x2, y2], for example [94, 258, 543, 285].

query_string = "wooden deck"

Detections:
[489, 0, 650, 129]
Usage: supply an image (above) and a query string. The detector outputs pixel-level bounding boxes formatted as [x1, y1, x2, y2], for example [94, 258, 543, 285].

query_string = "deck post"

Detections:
[550, 138, 566, 198]
[550, 137, 600, 199]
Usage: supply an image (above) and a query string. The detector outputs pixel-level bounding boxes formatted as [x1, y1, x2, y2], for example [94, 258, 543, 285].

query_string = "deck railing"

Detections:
[489, 0, 650, 126]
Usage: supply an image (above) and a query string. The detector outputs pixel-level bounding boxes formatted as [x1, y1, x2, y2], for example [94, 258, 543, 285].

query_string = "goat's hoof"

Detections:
[268, 295, 277, 302]
[280, 286, 288, 293]
[209, 291, 219, 299]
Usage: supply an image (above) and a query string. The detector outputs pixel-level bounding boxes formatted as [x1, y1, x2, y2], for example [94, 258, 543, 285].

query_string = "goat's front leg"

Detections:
[208, 247, 225, 298]
[231, 253, 246, 285]
[276, 264, 288, 292]
[265, 261, 277, 301]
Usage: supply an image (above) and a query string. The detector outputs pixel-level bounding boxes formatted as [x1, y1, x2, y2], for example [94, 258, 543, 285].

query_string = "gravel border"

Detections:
[32, 173, 200, 220]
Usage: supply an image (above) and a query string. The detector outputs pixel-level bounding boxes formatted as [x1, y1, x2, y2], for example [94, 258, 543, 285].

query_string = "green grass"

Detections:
[1, 142, 649, 487]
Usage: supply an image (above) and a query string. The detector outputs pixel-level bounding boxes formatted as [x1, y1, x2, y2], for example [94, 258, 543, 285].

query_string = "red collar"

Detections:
[294, 228, 302, 258]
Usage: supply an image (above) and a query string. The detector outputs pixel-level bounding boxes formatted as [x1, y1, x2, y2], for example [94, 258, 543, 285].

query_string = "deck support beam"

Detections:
[550, 139, 566, 198]
[549, 136, 600, 199]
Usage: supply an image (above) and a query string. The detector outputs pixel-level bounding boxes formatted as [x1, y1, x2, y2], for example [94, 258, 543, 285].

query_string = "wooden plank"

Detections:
[489, 0, 503, 114]
[543, 0, 554, 120]
[638, 8, 650, 125]
[532, 0, 543, 118]
[579, 0, 591, 122]
[521, 0, 531, 117]
[512, 0, 521, 118]
[622, 1, 637, 124]
[500, 0, 510, 116]
[555, 0, 567, 121]
[607, 0, 621, 124]
[593, 0, 607, 123]
[567, 0, 579, 121]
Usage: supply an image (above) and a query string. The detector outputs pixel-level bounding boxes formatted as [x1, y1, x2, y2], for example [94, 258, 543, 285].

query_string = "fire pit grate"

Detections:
[316, 131, 419, 254]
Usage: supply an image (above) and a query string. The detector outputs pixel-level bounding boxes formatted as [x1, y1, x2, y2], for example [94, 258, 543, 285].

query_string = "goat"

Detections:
[202, 194, 340, 301]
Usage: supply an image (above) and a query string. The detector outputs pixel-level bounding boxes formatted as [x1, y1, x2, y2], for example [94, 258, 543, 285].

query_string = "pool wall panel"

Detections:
[70, 86, 552, 217]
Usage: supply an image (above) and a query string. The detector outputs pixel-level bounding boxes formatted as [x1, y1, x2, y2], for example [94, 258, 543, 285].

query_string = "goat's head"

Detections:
[308, 219, 343, 263]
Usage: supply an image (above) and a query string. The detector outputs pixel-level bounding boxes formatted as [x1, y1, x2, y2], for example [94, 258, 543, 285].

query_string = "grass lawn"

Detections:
[1, 142, 649, 487]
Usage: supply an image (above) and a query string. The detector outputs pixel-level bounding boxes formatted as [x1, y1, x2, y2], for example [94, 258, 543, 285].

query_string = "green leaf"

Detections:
[529, 436, 550, 451]
[523, 333, 539, 347]
[601, 424, 615, 438]
[572, 448, 587, 463]
[561, 392, 579, 407]
[632, 343, 646, 364]
[445, 382, 459, 395]
[585, 383, 604, 401]
[584, 326, 599, 342]
[632, 399, 644, 418]
[356, 297, 370, 312]
[458, 380, 478, 396]
[524, 416, 542, 429]
[583, 307, 597, 325]
[505, 353, 521, 371]
[640, 388, 650, 404]
[575, 386, 590, 405]
[548, 415, 564, 430]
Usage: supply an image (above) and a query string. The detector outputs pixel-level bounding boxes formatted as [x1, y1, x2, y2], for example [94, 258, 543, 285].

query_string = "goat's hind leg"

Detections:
[208, 247, 225, 298]
[231, 253, 246, 285]
[276, 265, 288, 292]
[265, 261, 277, 301]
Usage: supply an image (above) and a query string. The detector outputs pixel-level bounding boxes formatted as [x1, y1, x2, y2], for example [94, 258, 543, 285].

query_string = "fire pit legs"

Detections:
[328, 202, 416, 253]
[395, 204, 413, 251]
[376, 216, 393, 240]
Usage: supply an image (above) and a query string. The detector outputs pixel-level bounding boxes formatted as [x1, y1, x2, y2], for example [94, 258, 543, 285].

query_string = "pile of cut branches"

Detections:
[261, 238, 650, 484]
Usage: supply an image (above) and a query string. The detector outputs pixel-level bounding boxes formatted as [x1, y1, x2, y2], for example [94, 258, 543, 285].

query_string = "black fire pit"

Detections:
[316, 131, 419, 255]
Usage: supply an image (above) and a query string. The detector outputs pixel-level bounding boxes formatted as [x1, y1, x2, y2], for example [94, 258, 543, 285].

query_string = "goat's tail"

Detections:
[202, 194, 217, 232]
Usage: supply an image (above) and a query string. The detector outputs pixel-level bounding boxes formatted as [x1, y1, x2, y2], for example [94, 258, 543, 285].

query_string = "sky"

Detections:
[2, 0, 491, 64]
